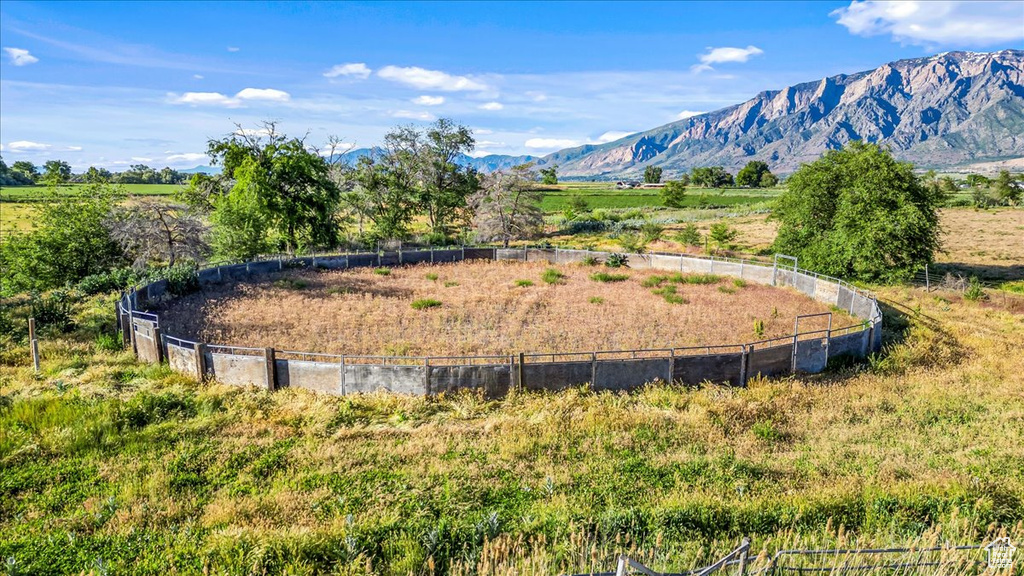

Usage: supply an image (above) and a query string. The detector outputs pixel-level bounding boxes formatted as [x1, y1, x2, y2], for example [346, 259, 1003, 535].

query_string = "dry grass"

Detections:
[932, 208, 1024, 281]
[158, 260, 850, 356]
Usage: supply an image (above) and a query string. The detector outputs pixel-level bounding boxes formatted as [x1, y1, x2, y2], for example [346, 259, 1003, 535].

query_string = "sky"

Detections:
[1, 0, 1022, 171]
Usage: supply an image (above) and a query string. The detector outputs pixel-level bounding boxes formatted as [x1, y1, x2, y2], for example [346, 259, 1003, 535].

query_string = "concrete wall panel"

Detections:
[625, 254, 652, 269]
[837, 286, 854, 312]
[795, 337, 828, 373]
[680, 257, 713, 274]
[650, 254, 682, 271]
[712, 261, 742, 278]
[741, 265, 774, 284]
[674, 353, 743, 386]
[748, 344, 792, 378]
[829, 332, 863, 359]
[277, 359, 341, 395]
[429, 364, 511, 397]
[167, 344, 199, 378]
[522, 361, 592, 391]
[496, 249, 526, 261]
[210, 353, 268, 388]
[133, 319, 161, 363]
[793, 273, 816, 297]
[814, 279, 841, 307]
[526, 249, 555, 263]
[345, 365, 426, 395]
[594, 358, 670, 391]
[463, 248, 495, 260]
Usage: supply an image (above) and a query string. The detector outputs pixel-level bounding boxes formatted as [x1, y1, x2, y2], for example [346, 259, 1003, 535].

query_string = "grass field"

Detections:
[0, 183, 182, 202]
[157, 261, 846, 357]
[540, 183, 780, 213]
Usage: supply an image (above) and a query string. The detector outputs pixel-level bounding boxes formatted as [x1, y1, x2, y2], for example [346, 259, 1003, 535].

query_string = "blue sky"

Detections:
[1, 1, 1022, 170]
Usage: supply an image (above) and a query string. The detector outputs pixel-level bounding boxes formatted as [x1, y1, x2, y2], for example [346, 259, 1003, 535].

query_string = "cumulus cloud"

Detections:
[525, 138, 582, 149]
[131, 156, 153, 162]
[832, 1, 1024, 45]
[413, 95, 445, 106]
[676, 110, 704, 120]
[594, 131, 634, 144]
[235, 88, 290, 102]
[166, 152, 207, 162]
[692, 45, 764, 73]
[324, 62, 372, 79]
[378, 65, 489, 92]
[478, 102, 504, 111]
[170, 87, 291, 107]
[5, 140, 51, 151]
[3, 47, 39, 66]
[227, 46, 240, 52]
[391, 110, 437, 121]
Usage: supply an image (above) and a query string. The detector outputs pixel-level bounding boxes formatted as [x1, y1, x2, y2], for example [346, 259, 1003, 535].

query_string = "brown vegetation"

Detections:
[158, 260, 850, 356]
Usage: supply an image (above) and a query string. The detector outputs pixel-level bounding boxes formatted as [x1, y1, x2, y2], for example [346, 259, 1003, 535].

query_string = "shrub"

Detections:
[963, 278, 987, 302]
[514, 279, 534, 287]
[411, 298, 442, 310]
[682, 274, 721, 285]
[158, 261, 200, 296]
[29, 290, 77, 333]
[753, 319, 766, 338]
[425, 273, 439, 281]
[590, 272, 629, 283]
[76, 267, 145, 296]
[95, 332, 123, 352]
[605, 253, 628, 268]
[708, 223, 738, 252]
[373, 268, 391, 276]
[581, 255, 599, 267]
[640, 222, 665, 243]
[732, 278, 747, 288]
[617, 231, 647, 253]
[589, 296, 605, 304]
[661, 180, 687, 208]
[541, 268, 565, 285]
[675, 223, 702, 247]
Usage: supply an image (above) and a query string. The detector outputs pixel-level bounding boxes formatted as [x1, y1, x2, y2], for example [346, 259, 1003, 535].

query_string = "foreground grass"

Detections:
[1, 283, 1022, 575]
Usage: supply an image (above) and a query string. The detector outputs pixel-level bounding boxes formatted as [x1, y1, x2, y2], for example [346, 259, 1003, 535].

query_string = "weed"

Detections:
[274, 278, 309, 290]
[753, 319, 766, 339]
[589, 296, 605, 304]
[94, 332, 122, 352]
[682, 274, 721, 285]
[605, 253, 628, 268]
[589, 272, 629, 283]
[425, 273, 439, 281]
[411, 298, 442, 310]
[964, 278, 987, 301]
[718, 285, 737, 294]
[733, 278, 747, 288]
[581, 255, 599, 267]
[514, 279, 534, 287]
[326, 286, 349, 295]
[373, 267, 392, 276]
[443, 281, 459, 287]
[541, 268, 565, 284]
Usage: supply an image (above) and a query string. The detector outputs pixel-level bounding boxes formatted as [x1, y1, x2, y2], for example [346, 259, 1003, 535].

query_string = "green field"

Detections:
[541, 184, 781, 212]
[0, 183, 182, 202]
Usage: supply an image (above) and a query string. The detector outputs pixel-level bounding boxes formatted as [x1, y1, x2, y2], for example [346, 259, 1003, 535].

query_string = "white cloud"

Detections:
[5, 140, 51, 151]
[692, 45, 764, 73]
[832, 1, 1024, 45]
[235, 88, 290, 102]
[130, 156, 153, 162]
[525, 137, 582, 149]
[227, 46, 240, 52]
[478, 101, 504, 111]
[3, 47, 39, 66]
[170, 87, 290, 107]
[391, 110, 437, 121]
[476, 140, 506, 148]
[474, 128, 494, 135]
[594, 131, 634, 144]
[676, 110, 704, 120]
[324, 62, 372, 79]
[166, 152, 207, 162]
[377, 65, 489, 92]
[67, 146, 82, 151]
[413, 95, 445, 106]
[525, 91, 547, 102]
[193, 74, 204, 80]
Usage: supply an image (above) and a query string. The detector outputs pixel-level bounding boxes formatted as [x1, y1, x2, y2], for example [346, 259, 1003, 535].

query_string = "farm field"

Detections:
[0, 183, 182, 201]
[157, 260, 848, 357]
[541, 182, 780, 212]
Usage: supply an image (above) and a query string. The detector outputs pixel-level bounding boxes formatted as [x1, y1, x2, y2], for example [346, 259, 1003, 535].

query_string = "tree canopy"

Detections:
[735, 161, 776, 188]
[690, 166, 733, 188]
[770, 141, 945, 282]
[643, 165, 663, 184]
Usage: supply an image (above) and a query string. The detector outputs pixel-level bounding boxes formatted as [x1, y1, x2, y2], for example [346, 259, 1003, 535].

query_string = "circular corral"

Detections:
[157, 259, 852, 357]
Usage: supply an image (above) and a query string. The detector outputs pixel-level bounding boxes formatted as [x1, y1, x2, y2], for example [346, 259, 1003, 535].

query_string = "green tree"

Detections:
[417, 118, 479, 237]
[994, 170, 1021, 205]
[41, 158, 72, 183]
[736, 161, 774, 188]
[208, 182, 276, 261]
[0, 183, 128, 295]
[84, 166, 113, 183]
[470, 163, 543, 247]
[965, 174, 990, 188]
[643, 165, 663, 184]
[770, 141, 944, 282]
[343, 128, 423, 241]
[691, 166, 733, 188]
[204, 122, 341, 253]
[11, 160, 39, 183]
[538, 165, 558, 185]
[709, 222, 738, 253]
[759, 171, 779, 187]
[661, 180, 687, 208]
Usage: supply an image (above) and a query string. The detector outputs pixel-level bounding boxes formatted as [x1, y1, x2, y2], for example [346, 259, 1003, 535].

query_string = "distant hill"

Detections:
[178, 165, 220, 175]
[537, 49, 1024, 178]
[334, 148, 536, 173]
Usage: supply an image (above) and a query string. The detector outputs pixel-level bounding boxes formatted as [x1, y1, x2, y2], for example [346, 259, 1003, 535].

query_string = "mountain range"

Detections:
[538, 49, 1023, 178]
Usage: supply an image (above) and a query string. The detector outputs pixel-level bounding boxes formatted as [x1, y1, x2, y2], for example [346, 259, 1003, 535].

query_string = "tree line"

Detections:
[0, 158, 191, 187]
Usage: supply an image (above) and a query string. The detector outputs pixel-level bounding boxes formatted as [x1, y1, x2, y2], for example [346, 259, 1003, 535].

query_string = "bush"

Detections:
[373, 268, 391, 276]
[29, 290, 77, 333]
[605, 253, 628, 268]
[95, 332, 123, 352]
[617, 232, 647, 253]
[581, 255, 599, 267]
[425, 273, 439, 281]
[661, 180, 687, 208]
[411, 298, 442, 310]
[963, 278, 987, 302]
[541, 268, 565, 284]
[159, 261, 200, 296]
[675, 224, 702, 247]
[640, 222, 665, 243]
[514, 279, 534, 287]
[76, 267, 145, 296]
[590, 272, 629, 283]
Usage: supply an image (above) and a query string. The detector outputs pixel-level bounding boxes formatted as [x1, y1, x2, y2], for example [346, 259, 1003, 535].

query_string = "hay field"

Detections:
[157, 260, 850, 357]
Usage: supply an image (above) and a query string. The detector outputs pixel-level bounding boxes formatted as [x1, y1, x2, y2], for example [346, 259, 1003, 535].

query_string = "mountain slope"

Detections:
[540, 50, 1024, 178]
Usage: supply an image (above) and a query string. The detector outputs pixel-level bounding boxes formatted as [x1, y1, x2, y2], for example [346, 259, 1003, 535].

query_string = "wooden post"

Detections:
[339, 355, 346, 395]
[194, 342, 207, 380]
[791, 317, 800, 374]
[153, 324, 163, 363]
[29, 318, 40, 373]
[129, 314, 138, 356]
[265, 347, 277, 391]
[591, 352, 598, 386]
[925, 264, 930, 291]
[738, 538, 750, 575]
[739, 345, 748, 386]
[423, 357, 430, 395]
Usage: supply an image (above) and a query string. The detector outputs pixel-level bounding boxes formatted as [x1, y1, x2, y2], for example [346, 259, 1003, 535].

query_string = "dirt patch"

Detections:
[158, 260, 853, 357]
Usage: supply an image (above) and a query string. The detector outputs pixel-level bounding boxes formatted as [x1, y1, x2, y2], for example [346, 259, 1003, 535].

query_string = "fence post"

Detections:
[29, 318, 40, 373]
[740, 345, 748, 386]
[128, 313, 138, 356]
[791, 317, 800, 374]
[591, 352, 598, 387]
[153, 324, 164, 363]
[423, 357, 430, 395]
[738, 538, 750, 575]
[194, 342, 207, 380]
[265, 347, 277, 391]
[518, 352, 525, 391]
[339, 355, 346, 395]
[925, 264, 930, 291]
